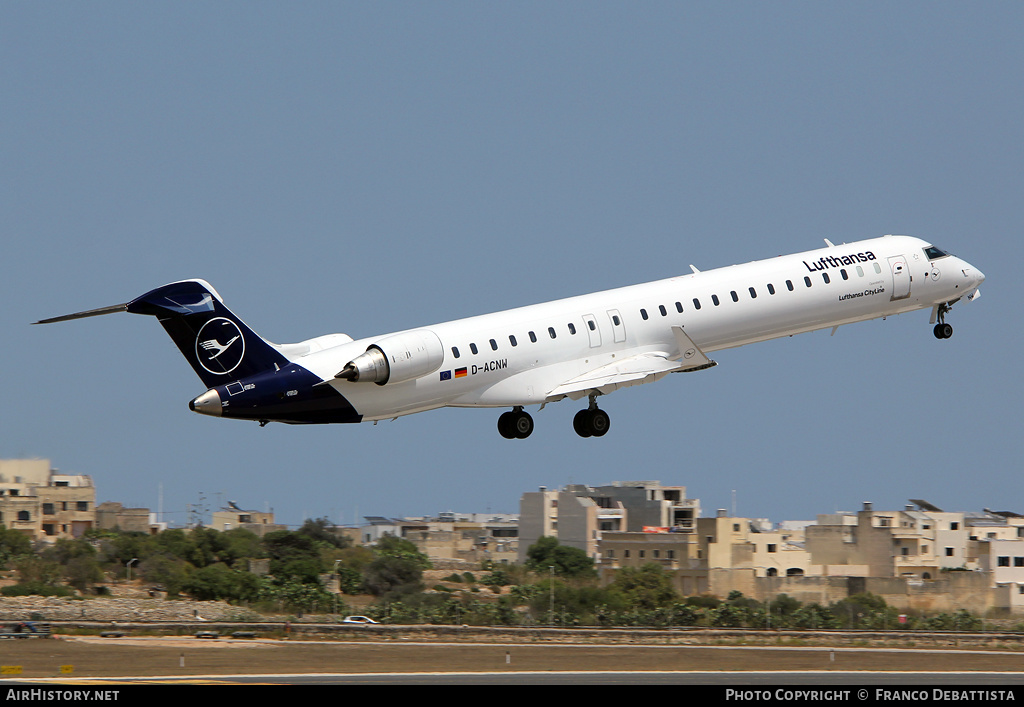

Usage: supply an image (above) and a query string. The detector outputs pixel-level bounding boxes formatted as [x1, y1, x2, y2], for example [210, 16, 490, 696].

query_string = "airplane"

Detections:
[35, 234, 984, 439]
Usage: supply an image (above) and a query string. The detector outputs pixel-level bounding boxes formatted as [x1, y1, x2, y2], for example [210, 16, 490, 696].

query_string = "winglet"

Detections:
[689, 264, 700, 274]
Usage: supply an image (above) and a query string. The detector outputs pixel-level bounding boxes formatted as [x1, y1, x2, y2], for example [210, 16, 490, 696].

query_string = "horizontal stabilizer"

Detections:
[33, 302, 129, 325]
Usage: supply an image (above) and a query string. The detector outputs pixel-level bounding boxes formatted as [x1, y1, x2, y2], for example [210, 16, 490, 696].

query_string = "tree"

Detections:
[297, 517, 350, 549]
[361, 535, 431, 598]
[262, 529, 323, 581]
[43, 539, 103, 593]
[769, 593, 802, 619]
[182, 563, 261, 602]
[524, 537, 596, 579]
[0, 526, 32, 566]
[609, 563, 679, 610]
[139, 553, 191, 596]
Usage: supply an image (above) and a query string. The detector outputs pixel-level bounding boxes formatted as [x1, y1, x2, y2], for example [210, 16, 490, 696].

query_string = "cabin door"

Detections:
[888, 255, 911, 300]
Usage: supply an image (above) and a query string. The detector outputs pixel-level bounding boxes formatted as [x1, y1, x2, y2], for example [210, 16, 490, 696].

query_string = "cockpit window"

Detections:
[924, 245, 950, 260]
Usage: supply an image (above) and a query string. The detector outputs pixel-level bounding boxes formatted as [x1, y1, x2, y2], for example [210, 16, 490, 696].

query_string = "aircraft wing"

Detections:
[547, 326, 715, 399]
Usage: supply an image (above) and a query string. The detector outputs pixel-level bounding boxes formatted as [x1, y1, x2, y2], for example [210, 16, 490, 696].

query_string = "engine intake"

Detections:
[335, 330, 444, 386]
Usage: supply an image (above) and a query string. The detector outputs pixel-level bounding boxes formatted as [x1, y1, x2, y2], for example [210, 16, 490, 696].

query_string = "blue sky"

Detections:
[2, 3, 1020, 529]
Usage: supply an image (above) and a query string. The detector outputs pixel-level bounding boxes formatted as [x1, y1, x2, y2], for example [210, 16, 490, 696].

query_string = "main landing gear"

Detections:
[498, 407, 534, 439]
[497, 398, 611, 439]
[573, 397, 610, 438]
[933, 302, 954, 339]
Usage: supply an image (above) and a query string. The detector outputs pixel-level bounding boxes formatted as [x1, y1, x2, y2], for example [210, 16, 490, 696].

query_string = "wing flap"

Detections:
[547, 326, 715, 399]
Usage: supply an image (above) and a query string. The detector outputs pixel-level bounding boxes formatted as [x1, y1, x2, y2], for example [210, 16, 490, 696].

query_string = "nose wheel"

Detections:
[498, 407, 534, 439]
[933, 302, 954, 339]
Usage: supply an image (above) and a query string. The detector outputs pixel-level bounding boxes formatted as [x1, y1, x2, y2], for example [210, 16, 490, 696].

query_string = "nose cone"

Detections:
[189, 388, 222, 417]
[962, 260, 985, 290]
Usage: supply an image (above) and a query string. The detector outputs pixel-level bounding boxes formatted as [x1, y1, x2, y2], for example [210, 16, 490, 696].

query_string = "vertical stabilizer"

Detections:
[125, 279, 289, 388]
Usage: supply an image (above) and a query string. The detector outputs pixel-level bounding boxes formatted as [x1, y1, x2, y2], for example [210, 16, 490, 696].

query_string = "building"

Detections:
[804, 501, 984, 581]
[599, 509, 818, 596]
[95, 502, 152, 534]
[359, 512, 519, 565]
[599, 529, 705, 594]
[518, 481, 700, 563]
[210, 501, 285, 536]
[0, 459, 95, 541]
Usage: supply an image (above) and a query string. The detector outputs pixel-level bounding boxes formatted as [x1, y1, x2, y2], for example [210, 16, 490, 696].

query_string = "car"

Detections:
[194, 630, 219, 639]
[341, 616, 379, 624]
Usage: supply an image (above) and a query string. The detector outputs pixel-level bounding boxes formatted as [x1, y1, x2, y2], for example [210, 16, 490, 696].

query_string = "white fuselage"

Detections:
[290, 235, 984, 422]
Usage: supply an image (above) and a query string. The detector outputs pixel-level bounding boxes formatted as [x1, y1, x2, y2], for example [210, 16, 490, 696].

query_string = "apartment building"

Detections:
[0, 459, 95, 541]
[360, 513, 519, 564]
[518, 481, 699, 563]
[803, 501, 988, 581]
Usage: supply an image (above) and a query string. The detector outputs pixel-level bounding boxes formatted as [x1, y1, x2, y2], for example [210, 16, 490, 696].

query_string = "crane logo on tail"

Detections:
[195, 318, 245, 375]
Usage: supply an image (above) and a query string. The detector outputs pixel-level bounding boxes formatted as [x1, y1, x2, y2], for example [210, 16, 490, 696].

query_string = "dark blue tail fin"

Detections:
[125, 279, 290, 388]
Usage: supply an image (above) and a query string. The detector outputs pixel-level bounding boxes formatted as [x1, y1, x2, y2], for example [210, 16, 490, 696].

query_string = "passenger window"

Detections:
[589, 319, 598, 330]
[749, 287, 757, 299]
[873, 263, 882, 274]
[640, 308, 648, 320]
[529, 331, 537, 343]
[452, 347, 460, 359]
[659, 304, 667, 316]
[509, 335, 517, 347]
[786, 280, 794, 291]
[730, 291, 738, 302]
[840, 269, 848, 280]
[693, 298, 701, 310]
[568, 323, 576, 335]
[822, 273, 830, 284]
[767, 284, 776, 295]
[675, 301, 683, 313]
[856, 266, 864, 277]
[490, 339, 498, 351]
[548, 327, 556, 339]
[470, 343, 479, 355]
[712, 295, 720, 306]
[804, 277, 812, 287]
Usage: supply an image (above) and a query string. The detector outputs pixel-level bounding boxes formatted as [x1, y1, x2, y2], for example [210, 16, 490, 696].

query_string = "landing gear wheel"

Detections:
[573, 408, 610, 438]
[498, 408, 533, 439]
[933, 322, 953, 339]
[588, 409, 610, 437]
[512, 409, 534, 439]
[498, 412, 516, 439]
[573, 410, 593, 438]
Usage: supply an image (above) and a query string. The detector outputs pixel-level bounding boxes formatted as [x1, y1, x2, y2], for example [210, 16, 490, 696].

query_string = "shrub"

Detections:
[1, 581, 76, 598]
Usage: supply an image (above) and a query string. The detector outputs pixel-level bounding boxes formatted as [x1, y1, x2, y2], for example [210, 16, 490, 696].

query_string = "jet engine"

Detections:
[335, 330, 444, 386]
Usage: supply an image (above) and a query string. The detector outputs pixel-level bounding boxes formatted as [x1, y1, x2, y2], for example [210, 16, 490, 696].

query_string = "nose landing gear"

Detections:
[933, 302, 954, 339]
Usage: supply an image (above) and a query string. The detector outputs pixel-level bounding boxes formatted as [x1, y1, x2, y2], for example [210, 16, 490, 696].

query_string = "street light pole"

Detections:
[549, 565, 554, 627]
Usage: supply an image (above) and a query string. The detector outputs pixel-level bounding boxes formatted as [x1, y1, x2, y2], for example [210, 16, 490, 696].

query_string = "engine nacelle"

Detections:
[335, 329, 444, 386]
